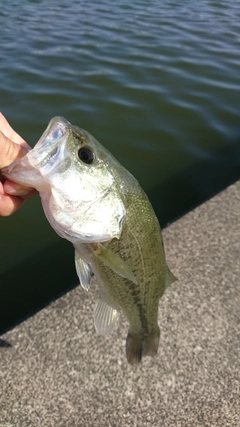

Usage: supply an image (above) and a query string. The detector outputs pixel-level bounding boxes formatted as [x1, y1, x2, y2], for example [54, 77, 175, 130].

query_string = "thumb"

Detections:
[0, 131, 29, 169]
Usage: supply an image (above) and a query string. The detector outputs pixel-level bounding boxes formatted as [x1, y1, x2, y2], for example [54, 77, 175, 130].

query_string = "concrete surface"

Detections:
[0, 181, 240, 427]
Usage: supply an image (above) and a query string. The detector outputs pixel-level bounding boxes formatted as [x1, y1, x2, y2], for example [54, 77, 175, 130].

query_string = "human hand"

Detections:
[0, 113, 37, 216]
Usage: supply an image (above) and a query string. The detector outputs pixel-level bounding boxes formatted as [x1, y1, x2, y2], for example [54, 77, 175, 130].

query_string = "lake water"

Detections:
[0, 0, 240, 331]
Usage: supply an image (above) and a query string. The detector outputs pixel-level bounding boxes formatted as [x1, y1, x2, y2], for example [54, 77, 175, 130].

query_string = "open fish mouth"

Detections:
[1, 117, 71, 189]
[26, 117, 71, 170]
[1, 155, 40, 188]
[33, 117, 71, 151]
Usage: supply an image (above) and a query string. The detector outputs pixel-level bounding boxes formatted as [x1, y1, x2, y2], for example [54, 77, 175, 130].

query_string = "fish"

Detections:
[1, 117, 176, 364]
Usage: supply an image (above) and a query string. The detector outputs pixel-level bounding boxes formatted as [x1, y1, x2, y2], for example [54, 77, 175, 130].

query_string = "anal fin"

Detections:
[94, 298, 120, 335]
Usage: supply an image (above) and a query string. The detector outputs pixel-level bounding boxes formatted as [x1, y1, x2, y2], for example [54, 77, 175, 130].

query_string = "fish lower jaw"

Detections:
[35, 182, 52, 193]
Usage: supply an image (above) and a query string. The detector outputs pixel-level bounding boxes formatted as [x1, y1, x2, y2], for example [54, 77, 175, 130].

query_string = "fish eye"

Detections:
[78, 147, 95, 164]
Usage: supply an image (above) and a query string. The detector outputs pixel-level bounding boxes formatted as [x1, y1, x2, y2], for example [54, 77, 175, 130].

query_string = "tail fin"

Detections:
[126, 327, 160, 364]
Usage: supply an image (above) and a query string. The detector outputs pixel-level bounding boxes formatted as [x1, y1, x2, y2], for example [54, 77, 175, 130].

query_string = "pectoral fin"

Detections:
[75, 251, 93, 291]
[91, 243, 137, 284]
[94, 298, 120, 335]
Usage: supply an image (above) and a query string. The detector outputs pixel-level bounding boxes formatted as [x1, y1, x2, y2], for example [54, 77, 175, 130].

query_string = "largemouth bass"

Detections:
[2, 117, 176, 364]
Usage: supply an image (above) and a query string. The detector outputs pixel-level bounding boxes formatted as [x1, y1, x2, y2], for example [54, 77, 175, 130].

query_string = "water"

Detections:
[0, 0, 240, 331]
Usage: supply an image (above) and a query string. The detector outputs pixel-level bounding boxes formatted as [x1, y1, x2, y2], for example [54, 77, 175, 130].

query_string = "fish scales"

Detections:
[1, 117, 176, 364]
[90, 190, 167, 363]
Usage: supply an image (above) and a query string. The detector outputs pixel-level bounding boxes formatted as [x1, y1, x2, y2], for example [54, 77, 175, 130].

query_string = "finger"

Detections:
[3, 180, 36, 197]
[0, 112, 28, 146]
[0, 192, 27, 216]
[0, 131, 29, 169]
[0, 179, 36, 216]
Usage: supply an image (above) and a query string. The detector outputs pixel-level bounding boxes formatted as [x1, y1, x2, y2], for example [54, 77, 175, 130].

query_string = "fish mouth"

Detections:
[1, 156, 40, 188]
[27, 117, 70, 169]
[33, 117, 71, 150]
[1, 117, 71, 190]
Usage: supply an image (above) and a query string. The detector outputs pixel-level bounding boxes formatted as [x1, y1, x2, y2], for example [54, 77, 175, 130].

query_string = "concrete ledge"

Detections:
[1, 182, 240, 426]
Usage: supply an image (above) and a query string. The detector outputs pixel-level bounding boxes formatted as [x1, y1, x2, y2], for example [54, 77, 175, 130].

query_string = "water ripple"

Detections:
[0, 0, 240, 198]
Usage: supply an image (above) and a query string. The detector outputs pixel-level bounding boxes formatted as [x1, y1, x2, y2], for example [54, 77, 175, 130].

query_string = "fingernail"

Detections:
[6, 188, 31, 197]
[4, 181, 31, 197]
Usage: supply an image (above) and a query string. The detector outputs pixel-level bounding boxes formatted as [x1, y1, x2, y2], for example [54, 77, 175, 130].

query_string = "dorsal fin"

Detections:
[165, 267, 177, 289]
